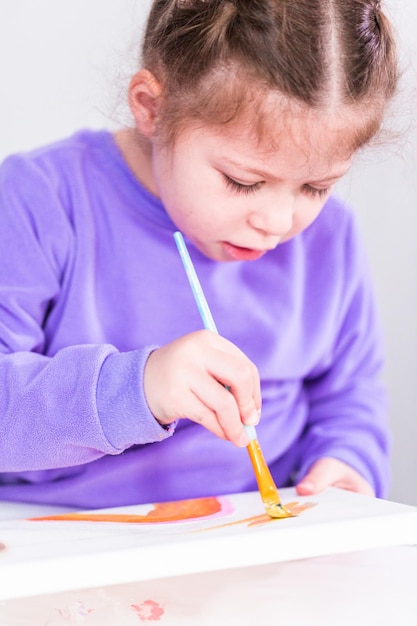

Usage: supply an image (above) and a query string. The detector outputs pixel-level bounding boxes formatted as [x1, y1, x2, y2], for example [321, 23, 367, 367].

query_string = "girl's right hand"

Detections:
[143, 330, 261, 447]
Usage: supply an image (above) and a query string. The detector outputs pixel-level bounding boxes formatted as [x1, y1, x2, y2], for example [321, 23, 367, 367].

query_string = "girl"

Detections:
[0, 0, 399, 508]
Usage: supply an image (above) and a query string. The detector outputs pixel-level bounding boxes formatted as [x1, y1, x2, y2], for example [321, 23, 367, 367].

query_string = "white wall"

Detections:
[1, 1, 416, 505]
[0, 0, 151, 153]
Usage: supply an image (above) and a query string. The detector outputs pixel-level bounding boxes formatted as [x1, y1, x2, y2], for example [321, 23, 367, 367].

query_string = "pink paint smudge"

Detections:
[131, 600, 165, 621]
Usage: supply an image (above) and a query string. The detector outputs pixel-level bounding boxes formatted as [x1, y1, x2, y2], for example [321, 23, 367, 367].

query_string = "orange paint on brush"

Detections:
[201, 501, 317, 531]
[246, 438, 294, 518]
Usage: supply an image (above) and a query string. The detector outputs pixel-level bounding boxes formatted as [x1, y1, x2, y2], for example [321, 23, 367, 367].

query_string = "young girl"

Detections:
[0, 0, 398, 508]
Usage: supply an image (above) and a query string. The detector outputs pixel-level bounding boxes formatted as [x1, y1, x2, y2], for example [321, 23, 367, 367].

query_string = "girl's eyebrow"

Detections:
[309, 170, 351, 184]
[221, 157, 275, 179]
[222, 157, 350, 183]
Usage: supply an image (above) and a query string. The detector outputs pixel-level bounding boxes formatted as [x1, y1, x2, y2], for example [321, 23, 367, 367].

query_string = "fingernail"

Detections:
[246, 409, 260, 426]
[297, 480, 314, 495]
[238, 432, 250, 447]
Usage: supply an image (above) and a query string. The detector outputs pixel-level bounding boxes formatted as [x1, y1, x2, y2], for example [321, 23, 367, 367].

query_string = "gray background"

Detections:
[1, 1, 415, 505]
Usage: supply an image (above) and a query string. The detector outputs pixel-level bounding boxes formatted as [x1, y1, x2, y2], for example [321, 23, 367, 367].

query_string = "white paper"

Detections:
[0, 487, 416, 600]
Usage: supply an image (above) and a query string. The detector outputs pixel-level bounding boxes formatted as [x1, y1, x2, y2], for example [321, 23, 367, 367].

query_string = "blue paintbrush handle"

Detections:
[173, 231, 257, 440]
[173, 232, 218, 333]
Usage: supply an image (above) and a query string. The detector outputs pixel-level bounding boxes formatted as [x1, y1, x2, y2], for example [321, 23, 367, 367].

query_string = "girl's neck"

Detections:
[113, 128, 159, 197]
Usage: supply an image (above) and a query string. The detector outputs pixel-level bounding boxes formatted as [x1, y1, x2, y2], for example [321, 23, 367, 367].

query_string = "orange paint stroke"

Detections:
[202, 501, 317, 531]
[30, 496, 233, 524]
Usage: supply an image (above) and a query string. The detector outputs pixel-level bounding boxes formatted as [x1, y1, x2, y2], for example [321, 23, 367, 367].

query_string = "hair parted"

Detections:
[141, 0, 399, 145]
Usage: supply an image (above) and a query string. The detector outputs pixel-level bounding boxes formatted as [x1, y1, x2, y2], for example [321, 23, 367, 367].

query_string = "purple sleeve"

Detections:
[296, 214, 389, 497]
[0, 345, 174, 471]
[0, 155, 173, 472]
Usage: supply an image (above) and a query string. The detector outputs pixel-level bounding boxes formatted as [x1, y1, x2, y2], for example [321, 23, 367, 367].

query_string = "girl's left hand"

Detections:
[296, 457, 375, 496]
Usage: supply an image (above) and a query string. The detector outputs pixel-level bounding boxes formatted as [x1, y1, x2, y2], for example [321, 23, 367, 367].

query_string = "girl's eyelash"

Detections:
[303, 184, 329, 198]
[223, 174, 262, 195]
[223, 175, 329, 199]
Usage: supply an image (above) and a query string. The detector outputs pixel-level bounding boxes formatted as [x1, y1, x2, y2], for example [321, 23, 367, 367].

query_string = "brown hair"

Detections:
[141, 0, 399, 146]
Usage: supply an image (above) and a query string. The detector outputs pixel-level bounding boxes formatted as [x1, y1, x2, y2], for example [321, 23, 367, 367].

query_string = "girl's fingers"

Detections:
[156, 378, 250, 447]
[296, 457, 375, 496]
[177, 390, 230, 441]
[192, 377, 250, 447]
[143, 330, 262, 445]
[204, 339, 262, 426]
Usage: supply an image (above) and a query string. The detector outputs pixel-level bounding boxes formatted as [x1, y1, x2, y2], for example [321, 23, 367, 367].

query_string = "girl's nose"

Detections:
[248, 201, 295, 237]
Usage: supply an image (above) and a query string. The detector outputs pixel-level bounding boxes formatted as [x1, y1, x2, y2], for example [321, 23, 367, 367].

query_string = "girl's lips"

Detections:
[222, 242, 267, 261]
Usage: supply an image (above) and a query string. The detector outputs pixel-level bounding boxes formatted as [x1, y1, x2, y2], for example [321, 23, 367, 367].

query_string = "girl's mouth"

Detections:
[222, 242, 267, 261]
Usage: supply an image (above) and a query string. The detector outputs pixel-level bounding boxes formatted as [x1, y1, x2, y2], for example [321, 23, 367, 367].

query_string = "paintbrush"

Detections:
[173, 231, 293, 519]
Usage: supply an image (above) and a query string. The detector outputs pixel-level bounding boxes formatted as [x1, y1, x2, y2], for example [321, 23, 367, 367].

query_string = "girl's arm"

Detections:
[295, 211, 389, 497]
[0, 155, 173, 472]
[0, 345, 174, 472]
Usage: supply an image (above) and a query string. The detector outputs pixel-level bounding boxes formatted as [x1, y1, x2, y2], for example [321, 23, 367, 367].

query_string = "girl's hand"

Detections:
[143, 330, 261, 447]
[296, 457, 375, 496]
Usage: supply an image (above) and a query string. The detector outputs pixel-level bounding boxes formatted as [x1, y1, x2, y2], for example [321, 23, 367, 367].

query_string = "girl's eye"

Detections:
[302, 184, 330, 199]
[223, 174, 262, 195]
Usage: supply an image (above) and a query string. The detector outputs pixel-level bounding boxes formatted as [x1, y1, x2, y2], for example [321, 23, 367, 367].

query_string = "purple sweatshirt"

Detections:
[0, 130, 389, 508]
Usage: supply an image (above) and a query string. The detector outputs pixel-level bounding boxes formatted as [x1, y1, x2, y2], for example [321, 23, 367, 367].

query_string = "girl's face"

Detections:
[150, 110, 353, 262]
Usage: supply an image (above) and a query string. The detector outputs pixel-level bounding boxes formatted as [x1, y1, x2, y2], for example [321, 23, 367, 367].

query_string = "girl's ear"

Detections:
[128, 69, 162, 137]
